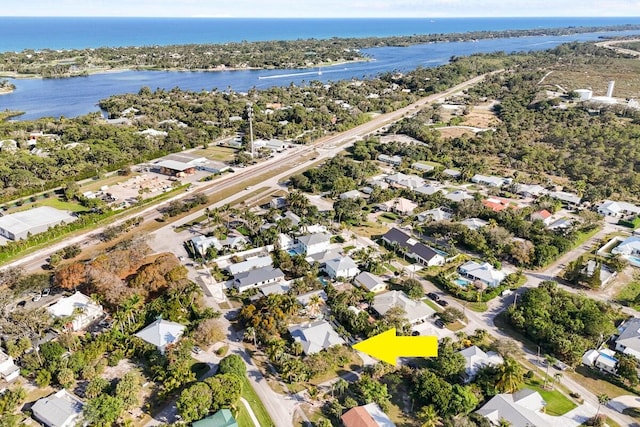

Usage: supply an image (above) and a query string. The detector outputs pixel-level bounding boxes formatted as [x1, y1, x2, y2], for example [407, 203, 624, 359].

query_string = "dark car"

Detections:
[426, 292, 440, 301]
[434, 319, 445, 328]
[411, 330, 420, 336]
[436, 299, 449, 307]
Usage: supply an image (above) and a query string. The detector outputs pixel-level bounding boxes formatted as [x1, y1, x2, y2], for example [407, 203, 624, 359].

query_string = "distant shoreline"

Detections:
[0, 59, 367, 81]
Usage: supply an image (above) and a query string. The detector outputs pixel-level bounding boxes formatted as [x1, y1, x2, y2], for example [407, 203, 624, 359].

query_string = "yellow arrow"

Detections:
[352, 328, 438, 366]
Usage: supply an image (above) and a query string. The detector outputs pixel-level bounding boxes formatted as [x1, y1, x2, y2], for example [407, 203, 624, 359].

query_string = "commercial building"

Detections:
[0, 206, 75, 240]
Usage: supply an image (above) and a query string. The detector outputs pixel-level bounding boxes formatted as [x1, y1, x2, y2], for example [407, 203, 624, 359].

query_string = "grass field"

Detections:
[7, 196, 88, 214]
[615, 280, 640, 310]
[241, 377, 275, 427]
[524, 377, 577, 416]
[197, 145, 238, 162]
[236, 401, 256, 427]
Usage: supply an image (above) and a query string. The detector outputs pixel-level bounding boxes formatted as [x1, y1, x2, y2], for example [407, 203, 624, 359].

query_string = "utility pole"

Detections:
[247, 103, 254, 160]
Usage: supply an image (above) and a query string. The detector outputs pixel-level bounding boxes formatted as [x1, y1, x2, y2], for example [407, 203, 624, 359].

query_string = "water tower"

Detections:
[606, 81, 615, 98]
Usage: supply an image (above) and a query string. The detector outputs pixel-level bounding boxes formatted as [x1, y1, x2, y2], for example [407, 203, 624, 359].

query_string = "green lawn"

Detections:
[235, 401, 255, 427]
[524, 378, 577, 416]
[240, 377, 275, 427]
[422, 298, 442, 312]
[615, 280, 640, 310]
[7, 197, 88, 214]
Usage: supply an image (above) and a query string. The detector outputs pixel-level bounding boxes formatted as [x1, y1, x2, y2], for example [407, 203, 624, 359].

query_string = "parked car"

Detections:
[411, 330, 420, 336]
[434, 319, 445, 328]
[436, 299, 449, 307]
[426, 292, 440, 301]
[192, 345, 203, 355]
[41, 288, 51, 297]
[32, 293, 42, 302]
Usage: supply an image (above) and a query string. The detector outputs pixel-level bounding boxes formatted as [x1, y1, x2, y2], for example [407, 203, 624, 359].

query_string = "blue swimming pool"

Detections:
[628, 256, 640, 267]
[454, 277, 472, 287]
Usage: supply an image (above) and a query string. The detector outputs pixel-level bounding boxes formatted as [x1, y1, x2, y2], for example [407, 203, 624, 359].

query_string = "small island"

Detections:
[0, 79, 15, 95]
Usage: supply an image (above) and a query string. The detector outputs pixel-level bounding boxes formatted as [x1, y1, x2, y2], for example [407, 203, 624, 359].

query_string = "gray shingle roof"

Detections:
[288, 320, 345, 354]
[32, 390, 83, 427]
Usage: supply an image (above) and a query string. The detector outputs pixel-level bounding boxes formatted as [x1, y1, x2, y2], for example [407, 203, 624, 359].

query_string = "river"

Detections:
[2, 29, 639, 120]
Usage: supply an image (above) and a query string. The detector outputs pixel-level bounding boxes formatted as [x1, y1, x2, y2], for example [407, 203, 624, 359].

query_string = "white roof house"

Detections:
[340, 190, 366, 200]
[135, 318, 186, 354]
[445, 190, 473, 203]
[385, 172, 425, 189]
[458, 345, 503, 382]
[288, 320, 346, 355]
[190, 235, 223, 258]
[0, 206, 75, 240]
[598, 200, 640, 217]
[515, 183, 547, 198]
[32, 389, 84, 427]
[412, 162, 435, 172]
[414, 184, 447, 197]
[548, 191, 582, 207]
[612, 236, 640, 257]
[471, 174, 512, 187]
[378, 154, 403, 166]
[476, 389, 551, 427]
[460, 217, 488, 231]
[297, 232, 331, 255]
[354, 271, 387, 293]
[47, 292, 104, 332]
[417, 207, 452, 222]
[379, 197, 418, 216]
[324, 256, 360, 279]
[442, 169, 461, 178]
[225, 255, 273, 276]
[459, 261, 506, 287]
[582, 349, 618, 374]
[0, 350, 19, 382]
[615, 317, 640, 359]
[372, 291, 435, 324]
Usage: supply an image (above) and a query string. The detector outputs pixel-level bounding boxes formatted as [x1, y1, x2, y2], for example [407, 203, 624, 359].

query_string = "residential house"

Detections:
[458, 261, 506, 287]
[442, 169, 461, 179]
[379, 197, 418, 216]
[460, 217, 488, 231]
[372, 291, 435, 324]
[354, 271, 387, 293]
[476, 389, 551, 427]
[258, 282, 291, 296]
[378, 154, 403, 166]
[233, 267, 285, 292]
[47, 292, 104, 332]
[297, 232, 331, 255]
[192, 409, 239, 427]
[458, 345, 503, 382]
[340, 190, 366, 200]
[445, 190, 473, 203]
[190, 235, 223, 258]
[598, 200, 640, 217]
[615, 317, 640, 359]
[381, 228, 445, 267]
[270, 196, 288, 209]
[582, 260, 616, 287]
[612, 236, 640, 257]
[472, 174, 512, 187]
[341, 403, 396, 427]
[296, 290, 328, 307]
[548, 217, 574, 231]
[548, 191, 582, 208]
[278, 233, 297, 251]
[582, 349, 618, 374]
[225, 255, 273, 276]
[324, 255, 360, 279]
[0, 350, 19, 382]
[412, 162, 435, 172]
[288, 320, 346, 355]
[483, 197, 512, 212]
[221, 235, 247, 250]
[385, 172, 425, 190]
[515, 183, 547, 198]
[31, 389, 84, 427]
[417, 207, 452, 222]
[135, 318, 186, 354]
[531, 209, 554, 226]
[281, 211, 301, 227]
[414, 183, 446, 197]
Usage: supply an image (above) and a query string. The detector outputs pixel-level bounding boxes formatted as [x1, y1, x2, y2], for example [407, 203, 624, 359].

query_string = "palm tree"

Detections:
[307, 294, 323, 318]
[243, 326, 257, 347]
[596, 394, 610, 417]
[332, 378, 349, 397]
[496, 357, 524, 393]
[497, 418, 512, 427]
[416, 405, 441, 427]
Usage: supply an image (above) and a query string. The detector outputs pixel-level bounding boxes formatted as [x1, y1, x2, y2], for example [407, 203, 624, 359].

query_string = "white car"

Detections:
[32, 293, 42, 302]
